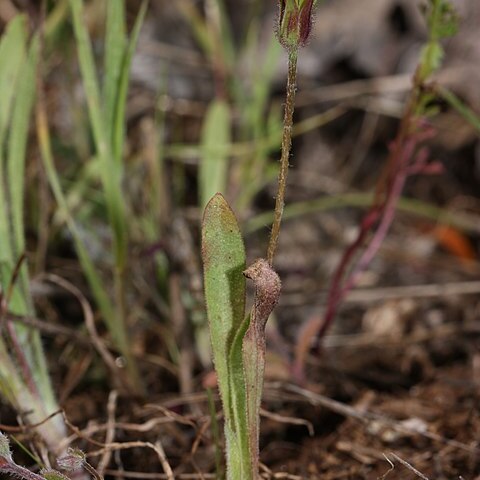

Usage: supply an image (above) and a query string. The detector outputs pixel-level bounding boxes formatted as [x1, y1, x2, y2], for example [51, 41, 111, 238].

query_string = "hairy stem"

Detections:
[0, 460, 45, 480]
[267, 50, 298, 265]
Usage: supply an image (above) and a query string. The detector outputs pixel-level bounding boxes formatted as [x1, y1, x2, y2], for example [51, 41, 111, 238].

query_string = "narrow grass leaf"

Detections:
[438, 86, 480, 133]
[0, 27, 65, 449]
[69, 0, 142, 391]
[7, 35, 39, 265]
[111, 0, 148, 167]
[69, 0, 106, 156]
[212, 0, 236, 70]
[104, 0, 126, 149]
[36, 89, 115, 329]
[176, 0, 212, 56]
[200, 100, 231, 208]
[70, 0, 126, 327]
[0, 15, 26, 292]
[6, 34, 62, 419]
[0, 16, 27, 144]
[202, 193, 251, 479]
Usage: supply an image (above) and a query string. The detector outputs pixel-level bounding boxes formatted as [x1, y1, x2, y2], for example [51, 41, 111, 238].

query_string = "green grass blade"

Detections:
[69, 0, 106, 157]
[0, 338, 25, 408]
[7, 35, 39, 262]
[245, 192, 480, 237]
[44, 0, 69, 46]
[111, 0, 148, 166]
[199, 100, 231, 208]
[5, 32, 38, 315]
[0, 16, 26, 293]
[176, 0, 212, 56]
[69, 0, 126, 311]
[0, 27, 66, 448]
[70, 0, 128, 269]
[212, 0, 235, 70]
[69, 0, 142, 391]
[437, 86, 480, 133]
[104, 0, 126, 150]
[36, 94, 115, 331]
[0, 16, 27, 145]
[6, 34, 61, 416]
[202, 193, 251, 480]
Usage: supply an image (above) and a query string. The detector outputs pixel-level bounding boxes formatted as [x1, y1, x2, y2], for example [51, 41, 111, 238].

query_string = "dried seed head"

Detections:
[244, 258, 281, 329]
[277, 0, 315, 52]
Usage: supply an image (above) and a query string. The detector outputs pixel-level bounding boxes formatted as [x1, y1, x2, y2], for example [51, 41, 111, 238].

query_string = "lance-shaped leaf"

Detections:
[202, 193, 251, 479]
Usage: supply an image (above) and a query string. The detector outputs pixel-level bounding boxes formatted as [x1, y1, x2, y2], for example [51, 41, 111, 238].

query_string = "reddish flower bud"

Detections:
[277, 0, 314, 51]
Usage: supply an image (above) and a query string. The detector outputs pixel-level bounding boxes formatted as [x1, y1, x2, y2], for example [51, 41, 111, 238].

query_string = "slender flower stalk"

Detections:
[268, 0, 314, 265]
[267, 50, 298, 265]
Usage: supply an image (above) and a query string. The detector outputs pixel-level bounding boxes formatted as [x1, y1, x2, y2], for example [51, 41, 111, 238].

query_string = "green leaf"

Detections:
[69, 0, 143, 391]
[0, 23, 65, 450]
[199, 100, 231, 209]
[419, 41, 443, 81]
[0, 16, 27, 146]
[104, 0, 126, 149]
[202, 193, 251, 480]
[418, 0, 458, 82]
[8, 35, 39, 263]
[438, 87, 480, 134]
[426, 0, 458, 41]
[0, 15, 27, 292]
[111, 0, 148, 166]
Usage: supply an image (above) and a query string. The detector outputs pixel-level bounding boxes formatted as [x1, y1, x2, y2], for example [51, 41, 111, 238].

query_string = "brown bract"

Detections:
[244, 258, 281, 330]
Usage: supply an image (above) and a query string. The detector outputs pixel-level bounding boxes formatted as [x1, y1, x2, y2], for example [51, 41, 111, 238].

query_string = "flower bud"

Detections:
[57, 448, 85, 472]
[277, 0, 314, 51]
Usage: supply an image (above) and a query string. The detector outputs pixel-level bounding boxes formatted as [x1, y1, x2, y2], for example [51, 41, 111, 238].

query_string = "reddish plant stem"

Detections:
[315, 207, 380, 342]
[0, 459, 45, 480]
[314, 70, 439, 349]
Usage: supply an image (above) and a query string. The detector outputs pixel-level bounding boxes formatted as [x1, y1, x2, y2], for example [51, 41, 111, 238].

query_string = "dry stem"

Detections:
[267, 51, 298, 265]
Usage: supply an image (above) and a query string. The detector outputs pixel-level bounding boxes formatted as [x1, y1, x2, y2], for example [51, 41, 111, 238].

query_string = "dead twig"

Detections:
[388, 452, 430, 480]
[259, 408, 314, 437]
[0, 410, 62, 433]
[378, 454, 395, 480]
[104, 472, 214, 479]
[88, 441, 174, 480]
[97, 391, 118, 477]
